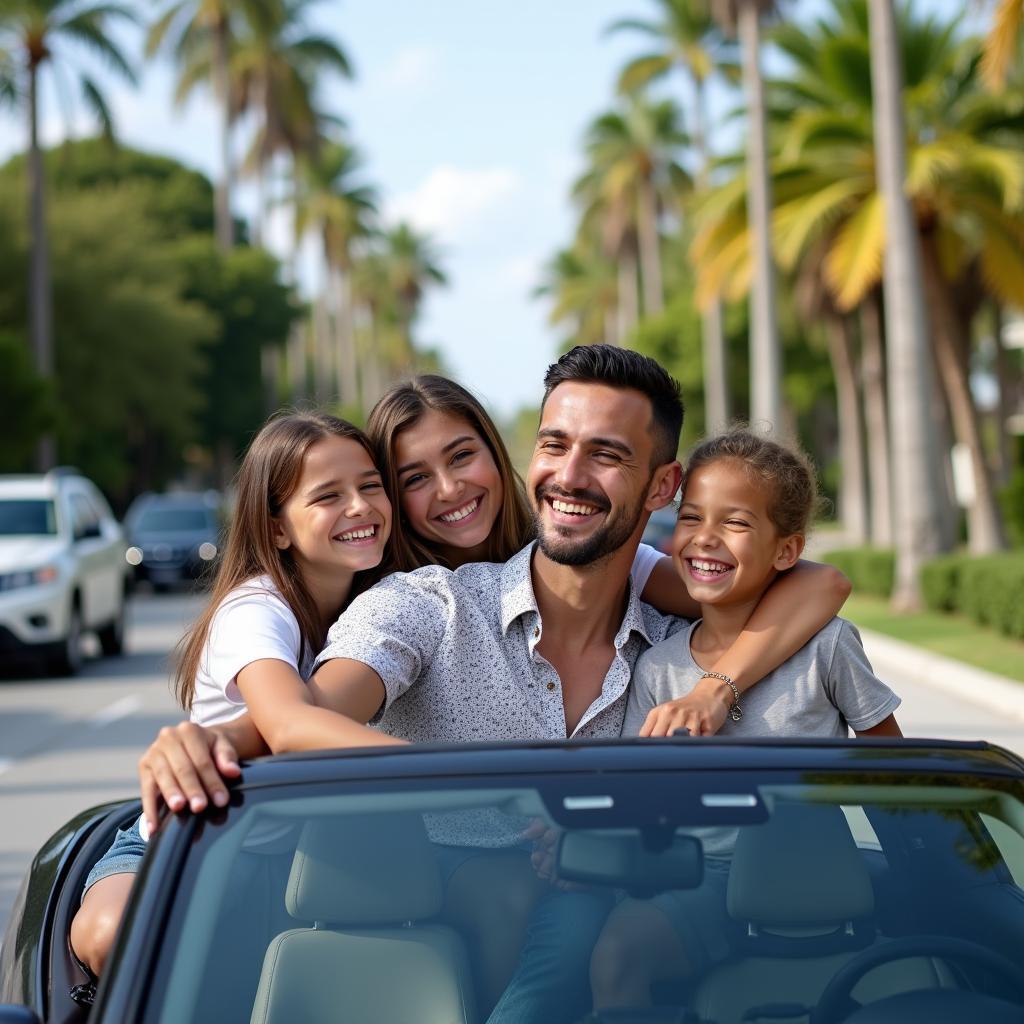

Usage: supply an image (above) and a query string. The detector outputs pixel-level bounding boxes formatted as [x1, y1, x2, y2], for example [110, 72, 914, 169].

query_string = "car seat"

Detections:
[689, 801, 953, 1024]
[250, 813, 478, 1024]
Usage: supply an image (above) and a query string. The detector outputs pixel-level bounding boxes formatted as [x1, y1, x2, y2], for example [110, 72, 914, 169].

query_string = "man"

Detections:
[140, 345, 845, 819]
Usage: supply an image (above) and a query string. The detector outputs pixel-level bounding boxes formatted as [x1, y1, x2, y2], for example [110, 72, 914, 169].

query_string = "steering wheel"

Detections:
[811, 935, 1024, 1024]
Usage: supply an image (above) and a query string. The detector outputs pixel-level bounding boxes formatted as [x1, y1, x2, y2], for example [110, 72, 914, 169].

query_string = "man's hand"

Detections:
[138, 722, 241, 835]
[640, 676, 732, 737]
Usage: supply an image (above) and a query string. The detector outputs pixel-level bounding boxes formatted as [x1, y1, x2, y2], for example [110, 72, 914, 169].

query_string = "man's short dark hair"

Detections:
[541, 345, 684, 466]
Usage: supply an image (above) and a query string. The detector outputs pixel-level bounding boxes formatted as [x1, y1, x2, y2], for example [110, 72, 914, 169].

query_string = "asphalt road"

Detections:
[0, 591, 1021, 939]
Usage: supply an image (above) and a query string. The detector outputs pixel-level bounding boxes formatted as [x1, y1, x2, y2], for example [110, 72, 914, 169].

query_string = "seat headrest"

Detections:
[286, 813, 443, 926]
[727, 801, 874, 927]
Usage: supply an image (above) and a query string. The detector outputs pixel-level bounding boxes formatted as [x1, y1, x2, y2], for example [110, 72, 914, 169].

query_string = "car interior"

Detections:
[130, 777, 1024, 1024]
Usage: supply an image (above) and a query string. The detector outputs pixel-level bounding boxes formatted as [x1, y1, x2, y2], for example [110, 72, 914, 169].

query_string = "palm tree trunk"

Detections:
[332, 265, 359, 408]
[738, 0, 781, 429]
[636, 179, 663, 317]
[312, 290, 332, 404]
[213, 14, 234, 251]
[694, 79, 730, 432]
[27, 62, 56, 471]
[859, 292, 892, 545]
[992, 301, 1013, 484]
[868, 0, 945, 608]
[827, 315, 868, 543]
[920, 237, 1006, 553]
[616, 246, 640, 343]
[359, 305, 384, 408]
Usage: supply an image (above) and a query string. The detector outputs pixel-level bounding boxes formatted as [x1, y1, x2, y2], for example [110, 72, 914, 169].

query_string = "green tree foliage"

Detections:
[0, 330, 52, 467]
[0, 180, 213, 501]
[177, 237, 298, 467]
[0, 139, 297, 501]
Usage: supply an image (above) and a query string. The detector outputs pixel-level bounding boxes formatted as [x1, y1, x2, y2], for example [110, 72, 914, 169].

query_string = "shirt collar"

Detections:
[499, 541, 657, 650]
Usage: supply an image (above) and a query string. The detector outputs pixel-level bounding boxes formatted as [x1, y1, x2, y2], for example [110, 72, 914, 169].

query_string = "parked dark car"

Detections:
[641, 505, 678, 556]
[4, 738, 1024, 1023]
[123, 492, 223, 589]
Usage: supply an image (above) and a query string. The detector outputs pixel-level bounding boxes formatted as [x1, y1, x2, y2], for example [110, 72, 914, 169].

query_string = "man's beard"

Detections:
[532, 483, 649, 567]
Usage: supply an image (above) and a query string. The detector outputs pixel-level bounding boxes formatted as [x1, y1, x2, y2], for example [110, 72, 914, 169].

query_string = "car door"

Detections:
[67, 489, 117, 627]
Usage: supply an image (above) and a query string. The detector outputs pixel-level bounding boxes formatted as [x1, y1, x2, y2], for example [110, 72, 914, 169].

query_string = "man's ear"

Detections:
[271, 517, 291, 551]
[774, 533, 805, 571]
[647, 460, 682, 511]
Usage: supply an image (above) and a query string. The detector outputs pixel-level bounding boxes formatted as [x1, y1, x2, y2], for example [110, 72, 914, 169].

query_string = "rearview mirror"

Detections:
[557, 831, 703, 897]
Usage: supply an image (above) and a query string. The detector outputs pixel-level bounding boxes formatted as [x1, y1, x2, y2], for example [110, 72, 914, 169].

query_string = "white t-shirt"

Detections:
[189, 576, 314, 726]
[631, 542, 664, 596]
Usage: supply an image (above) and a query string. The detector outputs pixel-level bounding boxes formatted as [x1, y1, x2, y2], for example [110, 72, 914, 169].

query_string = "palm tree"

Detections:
[574, 95, 689, 341]
[293, 139, 377, 408]
[230, 0, 352, 245]
[696, 1, 1019, 563]
[710, 0, 781, 429]
[608, 0, 736, 426]
[535, 241, 620, 348]
[982, 0, 1023, 91]
[148, 0, 256, 250]
[2, 0, 137, 469]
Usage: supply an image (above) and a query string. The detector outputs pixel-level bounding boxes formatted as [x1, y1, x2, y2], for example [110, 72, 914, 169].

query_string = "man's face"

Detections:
[527, 381, 661, 566]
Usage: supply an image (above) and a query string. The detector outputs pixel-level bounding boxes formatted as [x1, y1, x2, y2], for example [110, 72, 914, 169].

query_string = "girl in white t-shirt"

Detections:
[71, 410, 392, 975]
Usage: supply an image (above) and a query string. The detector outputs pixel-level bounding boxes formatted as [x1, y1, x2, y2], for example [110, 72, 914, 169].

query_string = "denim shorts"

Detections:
[81, 815, 147, 901]
[649, 857, 738, 975]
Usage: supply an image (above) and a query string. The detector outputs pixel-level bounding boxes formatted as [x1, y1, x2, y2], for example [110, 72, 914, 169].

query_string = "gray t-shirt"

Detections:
[624, 616, 900, 738]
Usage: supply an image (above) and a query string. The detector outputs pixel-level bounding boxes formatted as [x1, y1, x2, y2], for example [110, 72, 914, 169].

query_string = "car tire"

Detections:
[50, 600, 84, 676]
[98, 593, 126, 657]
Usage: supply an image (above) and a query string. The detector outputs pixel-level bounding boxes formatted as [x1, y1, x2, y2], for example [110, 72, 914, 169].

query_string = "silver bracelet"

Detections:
[701, 671, 743, 722]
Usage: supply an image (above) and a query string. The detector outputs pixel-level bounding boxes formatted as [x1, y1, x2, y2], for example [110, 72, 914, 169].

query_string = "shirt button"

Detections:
[533, 626, 540, 639]
[546, 681, 556, 691]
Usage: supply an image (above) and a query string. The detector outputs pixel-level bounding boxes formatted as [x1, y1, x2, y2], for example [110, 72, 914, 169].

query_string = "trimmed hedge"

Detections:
[819, 547, 895, 598]
[957, 554, 1024, 641]
[920, 553, 970, 613]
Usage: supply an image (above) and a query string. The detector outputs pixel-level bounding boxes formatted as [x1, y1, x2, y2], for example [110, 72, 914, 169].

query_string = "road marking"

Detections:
[89, 695, 144, 729]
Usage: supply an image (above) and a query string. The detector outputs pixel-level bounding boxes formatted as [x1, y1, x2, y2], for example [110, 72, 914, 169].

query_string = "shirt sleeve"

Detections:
[825, 620, 902, 731]
[631, 543, 665, 596]
[313, 568, 452, 715]
[204, 591, 302, 708]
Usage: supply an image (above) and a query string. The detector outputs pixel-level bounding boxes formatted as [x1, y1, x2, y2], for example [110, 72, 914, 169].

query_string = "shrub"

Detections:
[957, 554, 1024, 641]
[920, 553, 970, 613]
[819, 547, 895, 598]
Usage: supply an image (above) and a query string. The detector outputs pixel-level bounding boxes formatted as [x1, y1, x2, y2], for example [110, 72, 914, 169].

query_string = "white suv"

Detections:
[0, 469, 130, 675]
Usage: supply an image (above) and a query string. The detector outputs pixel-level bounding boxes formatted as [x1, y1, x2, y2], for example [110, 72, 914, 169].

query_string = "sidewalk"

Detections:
[860, 622, 1024, 729]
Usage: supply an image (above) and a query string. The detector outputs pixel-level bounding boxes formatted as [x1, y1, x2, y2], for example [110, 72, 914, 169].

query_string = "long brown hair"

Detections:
[174, 411, 383, 711]
[367, 375, 534, 571]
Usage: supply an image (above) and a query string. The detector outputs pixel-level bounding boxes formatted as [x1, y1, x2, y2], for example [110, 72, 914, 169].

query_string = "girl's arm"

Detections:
[647, 561, 851, 736]
[856, 715, 903, 737]
[235, 658, 406, 754]
[640, 556, 699, 617]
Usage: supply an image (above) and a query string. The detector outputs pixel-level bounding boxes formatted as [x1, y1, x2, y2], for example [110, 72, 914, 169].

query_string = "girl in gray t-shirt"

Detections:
[592, 429, 902, 1011]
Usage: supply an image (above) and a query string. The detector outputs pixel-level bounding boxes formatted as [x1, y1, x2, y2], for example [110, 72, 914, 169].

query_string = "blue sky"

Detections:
[0, 0, 979, 419]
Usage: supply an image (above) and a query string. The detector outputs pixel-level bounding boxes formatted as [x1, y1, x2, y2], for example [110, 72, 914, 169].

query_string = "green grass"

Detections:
[842, 594, 1024, 683]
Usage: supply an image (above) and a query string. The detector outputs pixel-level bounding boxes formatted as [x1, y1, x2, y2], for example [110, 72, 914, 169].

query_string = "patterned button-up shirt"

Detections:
[314, 542, 684, 742]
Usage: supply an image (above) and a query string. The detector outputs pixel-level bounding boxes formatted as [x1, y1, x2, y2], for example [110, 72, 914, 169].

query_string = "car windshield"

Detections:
[133, 507, 215, 533]
[0, 499, 57, 536]
[145, 766, 1024, 1023]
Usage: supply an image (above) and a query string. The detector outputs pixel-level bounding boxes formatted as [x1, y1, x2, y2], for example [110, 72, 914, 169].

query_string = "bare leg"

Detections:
[590, 898, 689, 1009]
[70, 872, 136, 976]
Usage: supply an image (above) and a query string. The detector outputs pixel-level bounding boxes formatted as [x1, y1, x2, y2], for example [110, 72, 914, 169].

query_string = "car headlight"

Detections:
[0, 565, 60, 592]
[198, 542, 218, 561]
[125, 546, 143, 566]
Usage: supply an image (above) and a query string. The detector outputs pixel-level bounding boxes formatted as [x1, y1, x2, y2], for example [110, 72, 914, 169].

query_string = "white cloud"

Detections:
[374, 45, 440, 93]
[385, 164, 522, 243]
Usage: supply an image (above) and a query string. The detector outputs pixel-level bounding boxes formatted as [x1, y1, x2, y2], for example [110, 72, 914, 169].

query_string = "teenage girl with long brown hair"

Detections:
[71, 411, 392, 975]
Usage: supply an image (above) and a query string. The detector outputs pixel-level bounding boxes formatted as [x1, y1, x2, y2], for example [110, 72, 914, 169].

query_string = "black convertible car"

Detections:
[3, 738, 1024, 1023]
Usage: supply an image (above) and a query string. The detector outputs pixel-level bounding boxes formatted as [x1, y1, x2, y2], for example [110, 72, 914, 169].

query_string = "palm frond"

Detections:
[825, 191, 884, 311]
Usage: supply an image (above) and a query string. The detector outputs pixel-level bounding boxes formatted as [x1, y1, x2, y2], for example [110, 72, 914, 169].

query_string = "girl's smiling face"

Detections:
[673, 457, 803, 609]
[394, 409, 504, 565]
[273, 435, 391, 581]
